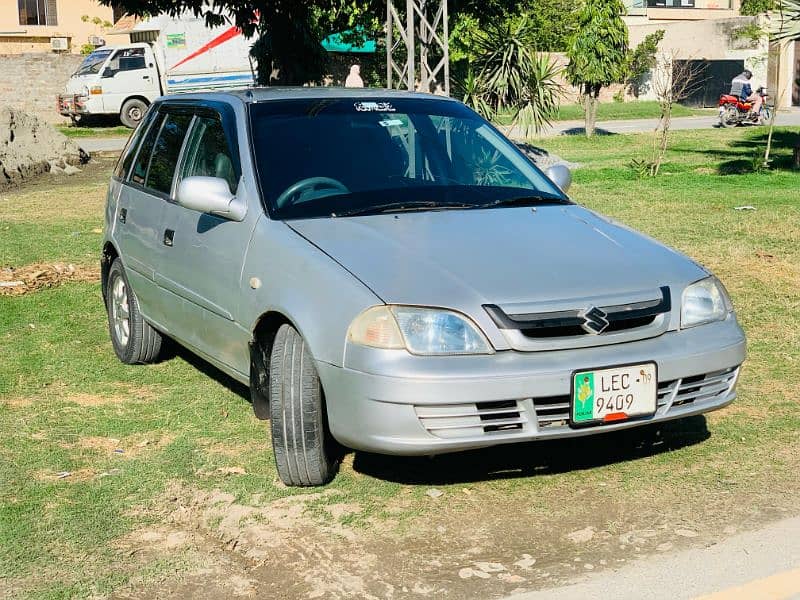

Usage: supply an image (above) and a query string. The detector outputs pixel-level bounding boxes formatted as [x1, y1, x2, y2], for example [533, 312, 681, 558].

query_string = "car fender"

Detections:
[239, 215, 383, 367]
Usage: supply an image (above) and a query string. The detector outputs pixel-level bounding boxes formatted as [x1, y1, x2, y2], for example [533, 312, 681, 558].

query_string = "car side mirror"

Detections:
[177, 176, 246, 222]
[546, 164, 572, 193]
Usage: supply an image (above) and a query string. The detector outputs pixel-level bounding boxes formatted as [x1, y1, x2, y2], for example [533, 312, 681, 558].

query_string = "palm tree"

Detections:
[458, 14, 564, 137]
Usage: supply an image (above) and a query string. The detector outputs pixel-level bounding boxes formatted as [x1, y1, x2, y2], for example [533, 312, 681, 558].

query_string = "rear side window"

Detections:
[180, 116, 238, 194]
[114, 107, 157, 179]
[130, 112, 165, 186]
[145, 113, 193, 195]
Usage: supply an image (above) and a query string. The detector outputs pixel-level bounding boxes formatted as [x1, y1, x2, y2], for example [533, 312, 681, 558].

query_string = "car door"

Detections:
[100, 46, 160, 113]
[155, 106, 257, 374]
[115, 107, 193, 329]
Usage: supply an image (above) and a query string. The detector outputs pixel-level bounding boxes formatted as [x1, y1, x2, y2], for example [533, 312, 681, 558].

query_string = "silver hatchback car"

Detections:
[102, 89, 746, 486]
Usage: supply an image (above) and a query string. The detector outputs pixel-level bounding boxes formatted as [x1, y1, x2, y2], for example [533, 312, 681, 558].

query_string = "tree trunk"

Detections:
[584, 88, 598, 138]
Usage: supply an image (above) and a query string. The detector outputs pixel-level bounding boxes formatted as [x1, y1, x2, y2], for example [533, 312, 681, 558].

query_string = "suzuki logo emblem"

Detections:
[578, 306, 610, 335]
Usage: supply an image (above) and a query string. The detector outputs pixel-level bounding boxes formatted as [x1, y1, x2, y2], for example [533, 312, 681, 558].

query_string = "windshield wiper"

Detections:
[332, 200, 475, 218]
[475, 194, 565, 209]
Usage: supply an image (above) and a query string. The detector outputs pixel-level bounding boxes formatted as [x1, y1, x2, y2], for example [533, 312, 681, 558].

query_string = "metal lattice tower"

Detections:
[386, 0, 450, 95]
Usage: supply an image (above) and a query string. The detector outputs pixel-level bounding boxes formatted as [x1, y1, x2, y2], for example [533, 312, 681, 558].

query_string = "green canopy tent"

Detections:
[321, 29, 376, 54]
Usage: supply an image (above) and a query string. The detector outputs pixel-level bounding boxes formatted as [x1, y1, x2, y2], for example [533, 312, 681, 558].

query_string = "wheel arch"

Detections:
[101, 241, 119, 303]
[249, 310, 296, 420]
[121, 95, 151, 111]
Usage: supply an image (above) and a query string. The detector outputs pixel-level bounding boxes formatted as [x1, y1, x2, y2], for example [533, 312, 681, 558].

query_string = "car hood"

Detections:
[287, 205, 707, 309]
[65, 74, 97, 94]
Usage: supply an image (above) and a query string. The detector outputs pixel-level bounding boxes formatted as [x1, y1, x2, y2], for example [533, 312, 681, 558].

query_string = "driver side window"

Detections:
[104, 47, 146, 77]
[180, 116, 238, 194]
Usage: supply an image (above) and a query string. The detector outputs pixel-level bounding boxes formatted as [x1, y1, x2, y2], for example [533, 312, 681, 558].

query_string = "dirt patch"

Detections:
[0, 262, 100, 296]
[35, 468, 97, 483]
[199, 439, 265, 458]
[64, 434, 175, 458]
[0, 107, 88, 186]
[69, 385, 160, 407]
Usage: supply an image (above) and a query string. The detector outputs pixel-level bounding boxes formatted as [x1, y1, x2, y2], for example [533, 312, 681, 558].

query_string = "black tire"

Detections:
[269, 324, 339, 486]
[105, 258, 162, 364]
[720, 106, 739, 128]
[120, 98, 148, 129]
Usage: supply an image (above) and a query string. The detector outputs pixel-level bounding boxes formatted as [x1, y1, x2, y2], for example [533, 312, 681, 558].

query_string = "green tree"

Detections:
[451, 0, 581, 67]
[626, 30, 664, 97]
[740, 0, 777, 14]
[458, 14, 563, 136]
[566, 0, 629, 137]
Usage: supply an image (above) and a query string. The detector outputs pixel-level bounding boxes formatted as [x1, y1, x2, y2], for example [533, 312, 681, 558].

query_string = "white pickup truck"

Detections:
[58, 13, 254, 128]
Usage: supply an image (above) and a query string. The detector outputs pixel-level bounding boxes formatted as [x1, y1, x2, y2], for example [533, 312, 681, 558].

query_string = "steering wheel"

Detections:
[275, 177, 350, 208]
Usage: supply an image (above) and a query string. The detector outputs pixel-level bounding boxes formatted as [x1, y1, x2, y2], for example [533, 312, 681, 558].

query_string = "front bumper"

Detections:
[58, 94, 88, 117]
[57, 94, 104, 117]
[318, 316, 746, 455]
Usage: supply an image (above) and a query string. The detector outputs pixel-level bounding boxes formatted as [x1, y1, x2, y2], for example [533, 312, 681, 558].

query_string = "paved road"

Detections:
[503, 110, 800, 139]
[77, 110, 800, 155]
[78, 136, 128, 154]
[505, 515, 800, 600]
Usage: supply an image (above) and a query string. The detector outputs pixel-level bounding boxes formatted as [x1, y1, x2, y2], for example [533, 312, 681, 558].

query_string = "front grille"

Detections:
[415, 399, 529, 439]
[663, 367, 739, 408]
[484, 288, 673, 351]
[485, 287, 671, 340]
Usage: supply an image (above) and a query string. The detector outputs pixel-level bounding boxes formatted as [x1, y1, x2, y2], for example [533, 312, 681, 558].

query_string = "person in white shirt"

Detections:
[345, 65, 364, 88]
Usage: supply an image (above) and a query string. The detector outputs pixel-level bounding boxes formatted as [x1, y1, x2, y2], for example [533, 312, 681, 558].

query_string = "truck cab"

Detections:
[59, 43, 162, 128]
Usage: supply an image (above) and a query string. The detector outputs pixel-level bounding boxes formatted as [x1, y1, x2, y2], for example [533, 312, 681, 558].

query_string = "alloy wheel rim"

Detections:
[111, 275, 130, 347]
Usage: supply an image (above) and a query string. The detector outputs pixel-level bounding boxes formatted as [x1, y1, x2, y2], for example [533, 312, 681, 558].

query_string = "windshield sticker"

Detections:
[354, 101, 396, 113]
[379, 119, 404, 127]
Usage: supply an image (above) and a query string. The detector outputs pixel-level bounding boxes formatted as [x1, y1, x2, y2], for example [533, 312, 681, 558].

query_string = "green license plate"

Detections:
[570, 362, 658, 427]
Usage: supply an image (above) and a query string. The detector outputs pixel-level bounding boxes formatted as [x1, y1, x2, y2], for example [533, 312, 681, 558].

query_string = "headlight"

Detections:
[348, 306, 494, 355]
[681, 277, 732, 329]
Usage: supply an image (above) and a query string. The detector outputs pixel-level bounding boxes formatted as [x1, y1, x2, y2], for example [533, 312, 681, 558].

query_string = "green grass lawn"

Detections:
[494, 100, 711, 126]
[56, 125, 132, 139]
[1, 127, 799, 599]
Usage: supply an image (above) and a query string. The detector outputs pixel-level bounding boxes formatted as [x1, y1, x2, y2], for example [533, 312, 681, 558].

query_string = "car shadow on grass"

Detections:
[169, 342, 251, 401]
[350, 416, 710, 485]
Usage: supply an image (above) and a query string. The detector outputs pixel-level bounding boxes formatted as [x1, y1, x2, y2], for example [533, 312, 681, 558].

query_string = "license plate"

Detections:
[570, 362, 657, 427]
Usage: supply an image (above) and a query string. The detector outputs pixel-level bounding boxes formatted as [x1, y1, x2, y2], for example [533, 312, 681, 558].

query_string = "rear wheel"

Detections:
[268, 324, 339, 486]
[105, 258, 162, 364]
[720, 106, 739, 128]
[120, 98, 148, 129]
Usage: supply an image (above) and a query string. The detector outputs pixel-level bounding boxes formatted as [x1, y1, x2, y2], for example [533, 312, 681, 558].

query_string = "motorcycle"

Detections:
[718, 87, 772, 128]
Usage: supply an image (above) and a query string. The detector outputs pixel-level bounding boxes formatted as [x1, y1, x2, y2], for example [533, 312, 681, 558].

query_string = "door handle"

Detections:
[143, 75, 150, 80]
[119, 208, 127, 224]
[163, 229, 174, 247]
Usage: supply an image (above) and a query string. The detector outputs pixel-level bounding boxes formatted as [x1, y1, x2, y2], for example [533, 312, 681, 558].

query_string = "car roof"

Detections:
[159, 87, 460, 106]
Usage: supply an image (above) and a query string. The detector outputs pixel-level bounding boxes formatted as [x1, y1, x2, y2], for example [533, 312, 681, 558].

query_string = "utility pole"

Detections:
[386, 0, 450, 95]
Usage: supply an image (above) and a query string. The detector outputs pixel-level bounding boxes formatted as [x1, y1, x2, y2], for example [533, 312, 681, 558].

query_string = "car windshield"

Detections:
[74, 49, 112, 76]
[250, 97, 569, 220]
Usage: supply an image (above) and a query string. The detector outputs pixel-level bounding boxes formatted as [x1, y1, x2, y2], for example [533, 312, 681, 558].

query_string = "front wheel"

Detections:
[120, 98, 148, 129]
[268, 324, 340, 486]
[760, 107, 772, 125]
